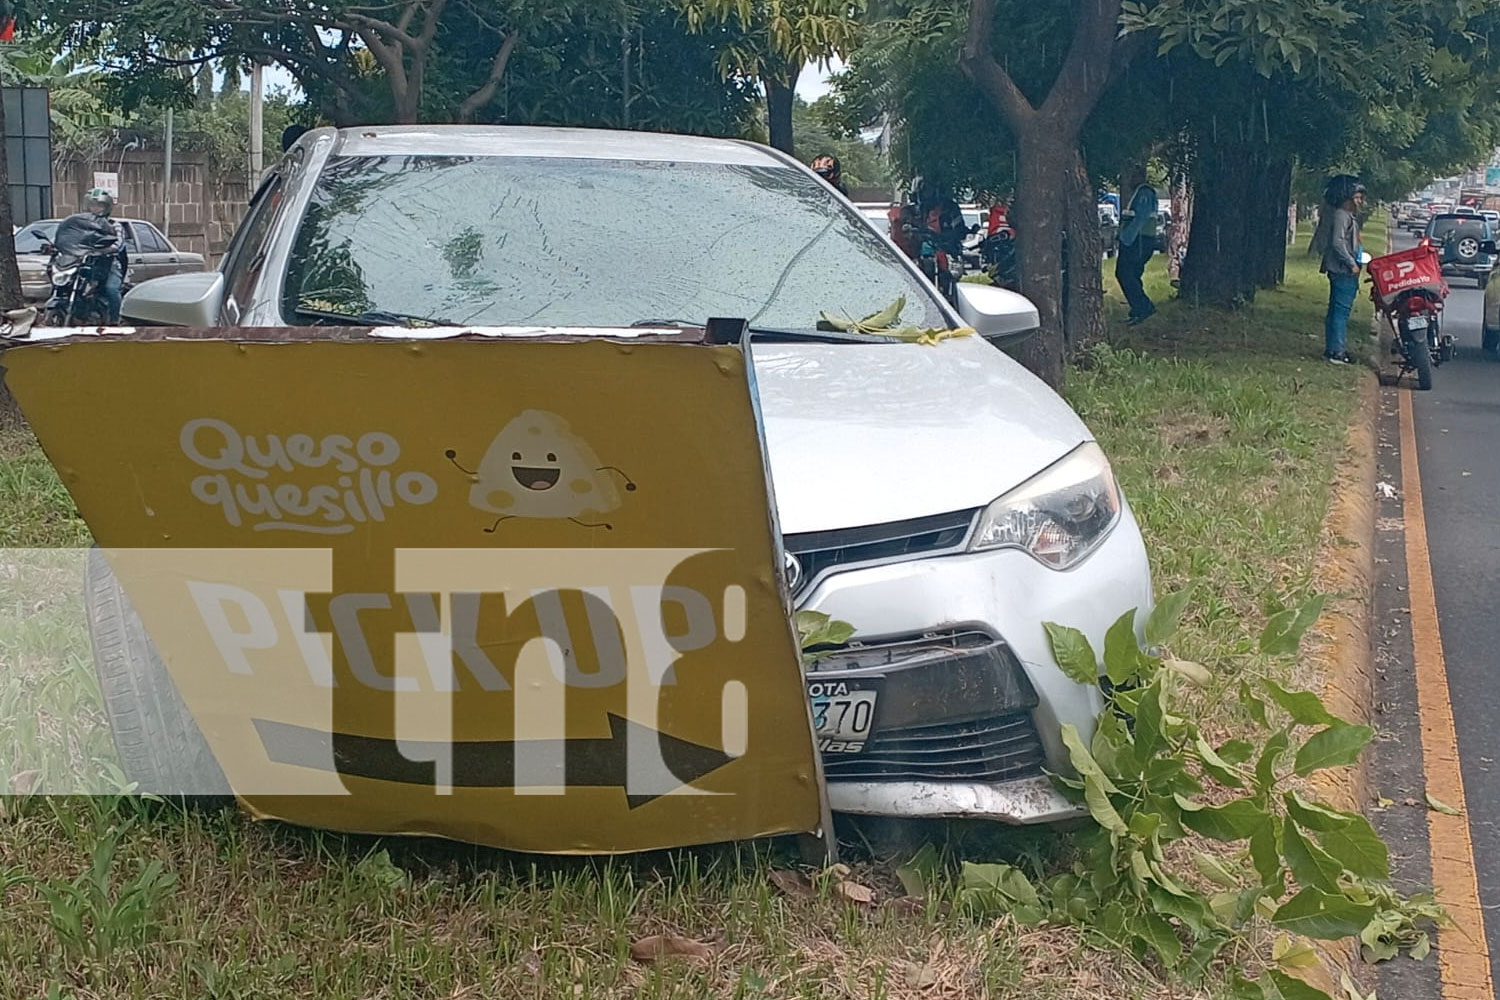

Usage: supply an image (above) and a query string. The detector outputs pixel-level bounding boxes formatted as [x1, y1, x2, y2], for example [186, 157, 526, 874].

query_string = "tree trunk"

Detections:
[1250, 157, 1291, 290]
[1063, 147, 1105, 355]
[1010, 127, 1070, 386]
[1179, 143, 1258, 308]
[0, 91, 22, 424]
[765, 69, 799, 154]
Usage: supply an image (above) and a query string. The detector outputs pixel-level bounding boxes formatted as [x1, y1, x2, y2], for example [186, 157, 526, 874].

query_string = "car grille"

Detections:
[821, 714, 1046, 782]
[784, 508, 978, 597]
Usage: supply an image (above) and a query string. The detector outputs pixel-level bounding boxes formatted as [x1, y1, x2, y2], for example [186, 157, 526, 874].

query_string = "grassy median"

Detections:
[0, 235, 1364, 999]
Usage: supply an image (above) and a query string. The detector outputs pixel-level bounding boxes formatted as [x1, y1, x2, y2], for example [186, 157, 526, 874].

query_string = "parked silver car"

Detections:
[16, 217, 207, 302]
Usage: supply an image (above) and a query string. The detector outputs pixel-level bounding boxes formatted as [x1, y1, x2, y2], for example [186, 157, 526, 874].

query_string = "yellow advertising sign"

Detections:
[3, 331, 825, 853]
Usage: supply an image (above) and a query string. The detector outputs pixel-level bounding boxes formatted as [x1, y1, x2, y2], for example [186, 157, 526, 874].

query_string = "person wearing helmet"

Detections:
[1313, 174, 1365, 364]
[811, 154, 847, 196]
[49, 187, 129, 322]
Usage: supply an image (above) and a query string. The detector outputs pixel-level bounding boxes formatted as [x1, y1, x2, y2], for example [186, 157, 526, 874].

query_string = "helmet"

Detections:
[811, 153, 841, 185]
[1324, 174, 1364, 207]
[86, 187, 114, 216]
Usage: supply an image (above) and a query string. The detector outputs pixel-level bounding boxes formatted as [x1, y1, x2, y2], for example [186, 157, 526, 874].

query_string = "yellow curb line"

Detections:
[1399, 388, 1495, 1000]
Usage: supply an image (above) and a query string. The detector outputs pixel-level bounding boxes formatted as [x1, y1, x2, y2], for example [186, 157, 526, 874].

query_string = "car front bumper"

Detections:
[798, 502, 1153, 823]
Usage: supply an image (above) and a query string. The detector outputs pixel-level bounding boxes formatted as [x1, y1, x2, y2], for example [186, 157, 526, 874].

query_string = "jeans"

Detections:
[1324, 271, 1359, 357]
[1115, 238, 1155, 318]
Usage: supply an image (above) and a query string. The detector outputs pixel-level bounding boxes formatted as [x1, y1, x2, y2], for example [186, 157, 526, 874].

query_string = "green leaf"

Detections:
[1425, 792, 1463, 816]
[1193, 852, 1239, 889]
[1185, 933, 1231, 984]
[960, 862, 1044, 924]
[1129, 811, 1162, 841]
[1145, 587, 1192, 646]
[1217, 739, 1255, 765]
[1314, 814, 1389, 880]
[1271, 888, 1377, 940]
[1196, 736, 1246, 788]
[1262, 680, 1340, 727]
[1281, 818, 1341, 892]
[1045, 622, 1099, 686]
[894, 843, 941, 899]
[1133, 910, 1182, 967]
[1272, 933, 1321, 970]
[1240, 681, 1270, 728]
[1135, 678, 1165, 759]
[1263, 968, 1337, 1000]
[1294, 724, 1374, 776]
[1104, 609, 1147, 685]
[1284, 791, 1355, 832]
[1259, 595, 1326, 655]
[1062, 724, 1121, 795]
[1250, 825, 1285, 893]
[1256, 729, 1292, 794]
[1164, 658, 1212, 686]
[1410, 932, 1431, 961]
[1085, 773, 1129, 836]
[1177, 796, 1272, 841]
[1149, 884, 1216, 936]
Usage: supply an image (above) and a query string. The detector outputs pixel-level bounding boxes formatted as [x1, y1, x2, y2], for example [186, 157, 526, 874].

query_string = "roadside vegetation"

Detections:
[0, 235, 1422, 1000]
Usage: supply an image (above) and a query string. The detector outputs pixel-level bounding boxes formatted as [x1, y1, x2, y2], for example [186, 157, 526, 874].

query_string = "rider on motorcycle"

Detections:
[52, 188, 127, 322]
[811, 154, 848, 196]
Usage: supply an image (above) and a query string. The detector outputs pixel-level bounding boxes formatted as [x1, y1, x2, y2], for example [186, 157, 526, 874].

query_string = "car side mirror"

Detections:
[954, 281, 1039, 347]
[120, 271, 226, 326]
[38, 242, 53, 254]
[1482, 240, 1498, 254]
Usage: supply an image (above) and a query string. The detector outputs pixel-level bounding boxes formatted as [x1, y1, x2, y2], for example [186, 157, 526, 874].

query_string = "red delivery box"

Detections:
[1369, 244, 1447, 307]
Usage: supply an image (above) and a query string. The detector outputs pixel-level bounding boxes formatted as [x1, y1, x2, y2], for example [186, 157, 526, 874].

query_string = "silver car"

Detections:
[16, 217, 207, 302]
[120, 126, 1154, 825]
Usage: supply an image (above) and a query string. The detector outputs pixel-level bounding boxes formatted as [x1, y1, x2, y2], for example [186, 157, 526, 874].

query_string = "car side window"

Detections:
[118, 222, 142, 255]
[222, 175, 286, 322]
[138, 225, 171, 253]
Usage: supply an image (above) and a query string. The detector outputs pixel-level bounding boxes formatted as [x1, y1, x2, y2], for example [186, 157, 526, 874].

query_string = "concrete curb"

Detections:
[1300, 374, 1380, 985]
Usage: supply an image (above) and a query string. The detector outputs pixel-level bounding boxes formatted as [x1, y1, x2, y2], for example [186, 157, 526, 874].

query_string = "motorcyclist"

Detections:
[811, 154, 848, 196]
[51, 188, 127, 322]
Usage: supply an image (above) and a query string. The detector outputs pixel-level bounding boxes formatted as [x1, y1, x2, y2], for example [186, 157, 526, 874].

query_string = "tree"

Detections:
[683, 0, 864, 153]
[957, 0, 1134, 386]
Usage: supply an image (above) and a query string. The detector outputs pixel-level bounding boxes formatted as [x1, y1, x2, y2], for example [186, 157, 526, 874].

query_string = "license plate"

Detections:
[807, 680, 878, 754]
[1406, 316, 1429, 330]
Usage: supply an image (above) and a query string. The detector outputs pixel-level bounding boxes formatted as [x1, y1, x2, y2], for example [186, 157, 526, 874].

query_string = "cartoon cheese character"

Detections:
[446, 410, 635, 532]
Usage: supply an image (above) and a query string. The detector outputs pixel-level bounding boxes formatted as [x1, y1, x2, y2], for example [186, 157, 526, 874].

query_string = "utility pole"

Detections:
[249, 63, 264, 179]
[162, 107, 174, 238]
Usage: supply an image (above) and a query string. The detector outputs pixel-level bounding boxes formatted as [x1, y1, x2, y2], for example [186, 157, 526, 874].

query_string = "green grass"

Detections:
[0, 239, 1362, 998]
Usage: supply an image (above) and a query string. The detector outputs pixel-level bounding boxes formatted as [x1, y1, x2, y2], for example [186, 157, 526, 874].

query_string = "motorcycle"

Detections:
[1368, 244, 1451, 391]
[46, 249, 122, 326]
[980, 230, 1020, 291]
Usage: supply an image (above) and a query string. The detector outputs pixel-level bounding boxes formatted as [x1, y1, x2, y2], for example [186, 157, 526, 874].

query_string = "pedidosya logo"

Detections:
[182, 418, 439, 533]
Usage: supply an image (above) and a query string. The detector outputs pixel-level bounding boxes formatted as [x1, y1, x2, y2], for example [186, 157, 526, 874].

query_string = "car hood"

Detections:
[752, 337, 1092, 535]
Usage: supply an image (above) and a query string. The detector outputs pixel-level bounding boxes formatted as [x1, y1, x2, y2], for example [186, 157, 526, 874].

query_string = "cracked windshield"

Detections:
[285, 155, 943, 331]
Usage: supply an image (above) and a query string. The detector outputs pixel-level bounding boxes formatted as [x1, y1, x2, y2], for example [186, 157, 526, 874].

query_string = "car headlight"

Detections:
[968, 442, 1122, 569]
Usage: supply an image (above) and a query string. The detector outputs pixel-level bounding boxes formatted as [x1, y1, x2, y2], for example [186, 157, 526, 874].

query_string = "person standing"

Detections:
[1315, 175, 1364, 365]
[1116, 182, 1160, 324]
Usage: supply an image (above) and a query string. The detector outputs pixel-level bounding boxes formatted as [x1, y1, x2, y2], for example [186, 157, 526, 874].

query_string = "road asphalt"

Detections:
[1374, 226, 1496, 1000]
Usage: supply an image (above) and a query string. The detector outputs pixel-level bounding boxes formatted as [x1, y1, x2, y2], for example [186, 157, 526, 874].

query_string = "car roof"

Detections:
[1432, 213, 1482, 221]
[315, 124, 789, 166]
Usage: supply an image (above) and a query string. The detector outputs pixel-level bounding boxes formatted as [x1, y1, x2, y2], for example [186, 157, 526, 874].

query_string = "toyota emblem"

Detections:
[784, 551, 804, 592]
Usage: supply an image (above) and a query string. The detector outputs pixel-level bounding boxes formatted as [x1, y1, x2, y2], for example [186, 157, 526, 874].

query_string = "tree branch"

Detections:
[456, 31, 520, 122]
[958, 0, 1036, 129]
[1040, 0, 1125, 134]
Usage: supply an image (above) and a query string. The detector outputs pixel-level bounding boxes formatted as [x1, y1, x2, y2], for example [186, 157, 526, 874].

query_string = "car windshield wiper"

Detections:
[631, 319, 898, 343]
[747, 325, 900, 344]
[293, 305, 457, 328]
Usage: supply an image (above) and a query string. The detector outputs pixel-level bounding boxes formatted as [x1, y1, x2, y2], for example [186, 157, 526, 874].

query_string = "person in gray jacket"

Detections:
[1312, 175, 1365, 365]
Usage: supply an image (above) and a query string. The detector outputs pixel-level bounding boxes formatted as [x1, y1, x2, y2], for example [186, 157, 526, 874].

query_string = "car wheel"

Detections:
[85, 548, 232, 801]
[1457, 237, 1480, 260]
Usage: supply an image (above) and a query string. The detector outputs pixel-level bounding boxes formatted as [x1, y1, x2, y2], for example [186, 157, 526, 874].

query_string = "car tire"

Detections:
[85, 548, 232, 800]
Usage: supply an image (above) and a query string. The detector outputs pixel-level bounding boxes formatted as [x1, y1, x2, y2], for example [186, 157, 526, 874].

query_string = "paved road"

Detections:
[1376, 227, 1498, 1000]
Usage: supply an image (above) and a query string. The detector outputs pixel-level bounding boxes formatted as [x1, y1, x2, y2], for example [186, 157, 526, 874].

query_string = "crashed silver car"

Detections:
[119, 125, 1154, 824]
